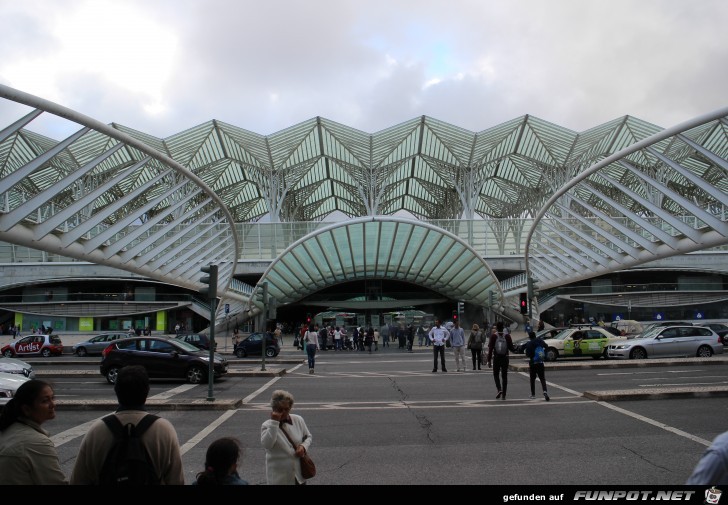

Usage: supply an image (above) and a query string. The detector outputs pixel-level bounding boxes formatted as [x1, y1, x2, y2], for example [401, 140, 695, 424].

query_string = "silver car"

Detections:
[0, 372, 30, 407]
[73, 332, 131, 357]
[607, 325, 724, 359]
[0, 354, 35, 378]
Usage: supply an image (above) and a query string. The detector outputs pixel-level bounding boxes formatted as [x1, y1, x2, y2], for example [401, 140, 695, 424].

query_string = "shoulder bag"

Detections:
[281, 425, 316, 479]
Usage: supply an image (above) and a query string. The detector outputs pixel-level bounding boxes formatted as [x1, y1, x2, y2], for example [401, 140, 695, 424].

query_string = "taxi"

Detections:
[542, 326, 626, 362]
[1, 334, 64, 357]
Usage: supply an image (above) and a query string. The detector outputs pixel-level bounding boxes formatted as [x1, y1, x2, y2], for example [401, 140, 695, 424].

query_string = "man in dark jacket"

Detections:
[524, 331, 550, 401]
[486, 321, 517, 400]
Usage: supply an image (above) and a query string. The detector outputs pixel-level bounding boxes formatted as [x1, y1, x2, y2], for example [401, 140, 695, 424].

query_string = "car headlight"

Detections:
[613, 345, 629, 350]
[0, 388, 14, 399]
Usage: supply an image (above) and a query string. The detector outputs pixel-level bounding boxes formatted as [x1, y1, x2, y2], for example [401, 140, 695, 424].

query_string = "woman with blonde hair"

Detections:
[466, 323, 485, 371]
[261, 390, 313, 485]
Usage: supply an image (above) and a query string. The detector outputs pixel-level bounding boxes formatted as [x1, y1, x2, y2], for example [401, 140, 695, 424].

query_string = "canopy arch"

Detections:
[250, 216, 503, 310]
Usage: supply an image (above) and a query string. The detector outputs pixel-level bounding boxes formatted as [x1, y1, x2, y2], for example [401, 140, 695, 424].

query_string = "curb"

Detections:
[584, 386, 728, 401]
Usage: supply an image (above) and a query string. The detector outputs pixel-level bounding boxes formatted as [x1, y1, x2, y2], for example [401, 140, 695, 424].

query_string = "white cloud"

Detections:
[0, 0, 726, 138]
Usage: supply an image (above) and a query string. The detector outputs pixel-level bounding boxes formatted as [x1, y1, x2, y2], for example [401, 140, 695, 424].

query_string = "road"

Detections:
[23, 345, 728, 486]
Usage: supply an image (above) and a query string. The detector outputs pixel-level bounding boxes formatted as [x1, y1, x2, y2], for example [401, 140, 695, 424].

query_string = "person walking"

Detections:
[428, 319, 450, 372]
[261, 389, 313, 485]
[70, 365, 184, 484]
[467, 323, 485, 371]
[193, 437, 249, 485]
[0, 379, 68, 485]
[450, 320, 466, 371]
[486, 321, 517, 400]
[365, 327, 374, 353]
[304, 325, 319, 374]
[524, 331, 550, 401]
[373, 327, 380, 351]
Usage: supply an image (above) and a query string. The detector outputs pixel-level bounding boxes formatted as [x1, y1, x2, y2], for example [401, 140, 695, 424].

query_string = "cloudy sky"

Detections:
[0, 0, 726, 140]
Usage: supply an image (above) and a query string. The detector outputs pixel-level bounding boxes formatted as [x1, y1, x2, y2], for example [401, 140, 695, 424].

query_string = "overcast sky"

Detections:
[0, 0, 726, 140]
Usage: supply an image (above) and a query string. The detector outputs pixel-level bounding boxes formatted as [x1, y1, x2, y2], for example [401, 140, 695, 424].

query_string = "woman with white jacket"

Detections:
[260, 390, 313, 485]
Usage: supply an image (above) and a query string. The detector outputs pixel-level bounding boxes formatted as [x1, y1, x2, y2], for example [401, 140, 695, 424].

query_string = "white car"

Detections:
[543, 327, 627, 361]
[0, 372, 31, 407]
[0, 354, 35, 378]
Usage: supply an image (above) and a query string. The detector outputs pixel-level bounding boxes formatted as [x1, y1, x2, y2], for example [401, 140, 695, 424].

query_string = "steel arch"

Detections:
[0, 84, 243, 306]
[526, 107, 728, 291]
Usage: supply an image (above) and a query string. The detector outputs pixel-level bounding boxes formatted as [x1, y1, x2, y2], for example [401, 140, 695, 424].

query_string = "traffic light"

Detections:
[519, 292, 528, 314]
[199, 264, 218, 301]
[306, 312, 312, 324]
[457, 301, 465, 318]
[452, 310, 458, 321]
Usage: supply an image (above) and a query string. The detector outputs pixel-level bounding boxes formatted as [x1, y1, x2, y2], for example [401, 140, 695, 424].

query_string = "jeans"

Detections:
[529, 363, 547, 395]
[470, 348, 482, 369]
[492, 355, 509, 394]
[432, 345, 446, 371]
[306, 344, 317, 368]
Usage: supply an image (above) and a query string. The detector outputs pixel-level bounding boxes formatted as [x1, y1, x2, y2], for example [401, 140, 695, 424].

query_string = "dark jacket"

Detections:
[486, 332, 517, 363]
[524, 336, 547, 365]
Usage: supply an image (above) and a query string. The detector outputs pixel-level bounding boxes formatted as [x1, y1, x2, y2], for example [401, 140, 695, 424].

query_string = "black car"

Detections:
[234, 332, 280, 358]
[174, 333, 217, 351]
[100, 336, 228, 384]
[514, 328, 566, 354]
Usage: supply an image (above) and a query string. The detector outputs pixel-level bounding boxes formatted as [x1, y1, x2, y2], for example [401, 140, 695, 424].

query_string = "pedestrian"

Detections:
[450, 320, 466, 371]
[686, 430, 728, 484]
[373, 327, 380, 351]
[193, 437, 249, 485]
[303, 325, 318, 374]
[406, 324, 415, 352]
[365, 327, 374, 353]
[467, 323, 484, 371]
[486, 321, 517, 400]
[261, 389, 313, 485]
[428, 319, 450, 372]
[70, 365, 185, 484]
[524, 331, 550, 401]
[274, 325, 282, 346]
[0, 379, 68, 484]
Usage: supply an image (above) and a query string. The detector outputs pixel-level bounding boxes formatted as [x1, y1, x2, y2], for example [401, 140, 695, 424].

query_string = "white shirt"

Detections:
[428, 325, 450, 346]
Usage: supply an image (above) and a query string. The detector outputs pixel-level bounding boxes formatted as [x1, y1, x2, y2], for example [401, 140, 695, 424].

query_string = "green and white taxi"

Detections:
[543, 326, 627, 362]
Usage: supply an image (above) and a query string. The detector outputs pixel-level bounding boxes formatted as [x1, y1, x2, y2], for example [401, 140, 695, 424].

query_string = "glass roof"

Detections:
[250, 217, 502, 309]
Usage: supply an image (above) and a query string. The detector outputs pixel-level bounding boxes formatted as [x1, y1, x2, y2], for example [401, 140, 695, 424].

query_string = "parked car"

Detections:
[699, 323, 728, 345]
[174, 333, 217, 351]
[0, 355, 35, 378]
[1, 334, 63, 358]
[100, 336, 228, 385]
[543, 327, 626, 362]
[514, 327, 566, 354]
[0, 372, 30, 408]
[607, 325, 724, 359]
[641, 321, 693, 334]
[610, 319, 644, 337]
[73, 332, 131, 357]
[234, 332, 280, 358]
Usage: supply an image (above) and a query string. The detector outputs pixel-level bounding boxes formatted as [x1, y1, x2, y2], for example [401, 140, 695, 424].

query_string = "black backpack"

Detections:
[99, 414, 160, 486]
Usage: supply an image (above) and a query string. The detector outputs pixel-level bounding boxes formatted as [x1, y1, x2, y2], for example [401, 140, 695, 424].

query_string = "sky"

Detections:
[0, 0, 726, 140]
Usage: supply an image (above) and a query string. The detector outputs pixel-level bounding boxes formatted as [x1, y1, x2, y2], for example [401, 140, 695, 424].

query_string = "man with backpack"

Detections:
[486, 321, 517, 400]
[524, 331, 550, 401]
[70, 365, 184, 485]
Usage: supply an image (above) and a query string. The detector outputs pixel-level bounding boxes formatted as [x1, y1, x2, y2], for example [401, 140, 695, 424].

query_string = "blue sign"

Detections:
[655, 313, 664, 320]
[696, 312, 703, 319]
[225, 303, 230, 314]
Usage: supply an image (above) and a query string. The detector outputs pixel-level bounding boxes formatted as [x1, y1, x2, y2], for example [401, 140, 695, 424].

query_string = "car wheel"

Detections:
[545, 347, 558, 362]
[106, 367, 121, 384]
[235, 348, 247, 358]
[630, 347, 647, 359]
[76, 347, 87, 357]
[3, 349, 14, 357]
[41, 348, 51, 357]
[265, 347, 276, 358]
[697, 345, 713, 358]
[187, 366, 205, 384]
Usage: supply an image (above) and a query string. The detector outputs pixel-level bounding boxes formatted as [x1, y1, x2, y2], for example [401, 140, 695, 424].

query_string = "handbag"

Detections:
[281, 424, 316, 479]
[445, 339, 452, 348]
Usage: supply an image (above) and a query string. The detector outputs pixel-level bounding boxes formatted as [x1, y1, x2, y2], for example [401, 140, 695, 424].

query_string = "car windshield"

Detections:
[551, 330, 574, 341]
[634, 328, 662, 339]
[50, 335, 62, 344]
